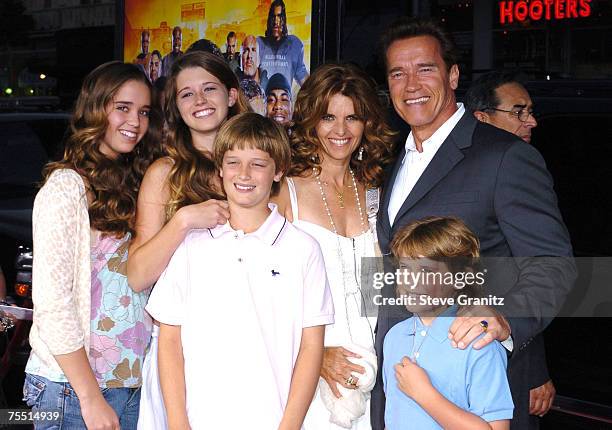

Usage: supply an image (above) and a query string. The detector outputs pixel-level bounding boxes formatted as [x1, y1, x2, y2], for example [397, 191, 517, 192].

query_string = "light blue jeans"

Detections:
[23, 373, 140, 429]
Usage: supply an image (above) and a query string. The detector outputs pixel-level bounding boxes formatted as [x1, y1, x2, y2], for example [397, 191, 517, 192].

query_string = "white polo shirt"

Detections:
[146, 204, 334, 429]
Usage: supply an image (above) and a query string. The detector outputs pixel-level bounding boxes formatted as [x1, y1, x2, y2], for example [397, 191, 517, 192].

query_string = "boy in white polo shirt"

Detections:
[145, 112, 334, 429]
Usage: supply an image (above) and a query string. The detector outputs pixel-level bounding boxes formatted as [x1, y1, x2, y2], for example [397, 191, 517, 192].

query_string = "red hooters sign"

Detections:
[499, 0, 592, 24]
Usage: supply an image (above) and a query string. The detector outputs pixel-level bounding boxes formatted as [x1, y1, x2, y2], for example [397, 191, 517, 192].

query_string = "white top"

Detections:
[286, 179, 376, 349]
[388, 103, 466, 225]
[287, 178, 377, 430]
[146, 204, 334, 429]
[28, 169, 92, 379]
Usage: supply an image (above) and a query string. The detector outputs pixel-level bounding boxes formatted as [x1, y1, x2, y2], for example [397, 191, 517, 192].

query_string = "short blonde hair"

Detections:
[391, 216, 480, 275]
[391, 216, 480, 259]
[391, 216, 482, 299]
[213, 112, 291, 196]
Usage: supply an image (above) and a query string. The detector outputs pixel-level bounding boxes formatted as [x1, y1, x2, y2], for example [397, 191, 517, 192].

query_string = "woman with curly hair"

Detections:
[23, 61, 162, 429]
[127, 51, 249, 429]
[275, 63, 395, 430]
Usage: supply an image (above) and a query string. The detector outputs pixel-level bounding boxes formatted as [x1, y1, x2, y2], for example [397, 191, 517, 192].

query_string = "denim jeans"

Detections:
[23, 373, 141, 430]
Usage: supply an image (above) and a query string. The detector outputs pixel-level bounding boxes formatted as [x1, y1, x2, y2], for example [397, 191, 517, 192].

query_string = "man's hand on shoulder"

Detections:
[448, 305, 511, 350]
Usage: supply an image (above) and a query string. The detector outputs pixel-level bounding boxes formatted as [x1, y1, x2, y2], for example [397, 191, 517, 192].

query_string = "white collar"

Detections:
[403, 103, 466, 157]
[208, 203, 287, 246]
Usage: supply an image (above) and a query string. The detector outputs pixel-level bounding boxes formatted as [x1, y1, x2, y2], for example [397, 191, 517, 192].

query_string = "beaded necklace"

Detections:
[314, 168, 366, 235]
[314, 168, 373, 345]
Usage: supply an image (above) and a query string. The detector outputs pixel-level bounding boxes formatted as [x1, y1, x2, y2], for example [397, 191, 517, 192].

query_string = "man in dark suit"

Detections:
[371, 18, 575, 430]
[466, 71, 557, 425]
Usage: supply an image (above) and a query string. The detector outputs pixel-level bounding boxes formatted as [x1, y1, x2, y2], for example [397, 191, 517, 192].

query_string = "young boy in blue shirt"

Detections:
[146, 113, 334, 429]
[383, 216, 513, 430]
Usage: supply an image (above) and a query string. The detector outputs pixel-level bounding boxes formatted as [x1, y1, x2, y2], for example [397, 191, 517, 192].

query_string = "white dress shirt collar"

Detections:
[402, 103, 466, 163]
[387, 103, 466, 226]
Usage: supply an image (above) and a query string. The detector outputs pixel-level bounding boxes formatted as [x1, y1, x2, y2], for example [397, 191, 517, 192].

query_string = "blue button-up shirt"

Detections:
[383, 307, 514, 429]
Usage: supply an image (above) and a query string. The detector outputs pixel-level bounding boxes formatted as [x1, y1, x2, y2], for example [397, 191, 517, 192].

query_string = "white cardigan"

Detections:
[28, 168, 92, 378]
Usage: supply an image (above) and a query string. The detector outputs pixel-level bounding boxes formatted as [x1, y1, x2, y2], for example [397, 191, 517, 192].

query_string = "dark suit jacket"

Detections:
[371, 112, 575, 430]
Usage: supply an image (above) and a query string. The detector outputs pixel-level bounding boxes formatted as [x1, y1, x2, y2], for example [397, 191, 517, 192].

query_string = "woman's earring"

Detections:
[357, 146, 364, 161]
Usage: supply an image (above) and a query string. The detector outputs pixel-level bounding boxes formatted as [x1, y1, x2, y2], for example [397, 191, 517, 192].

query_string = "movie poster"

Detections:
[123, 0, 312, 119]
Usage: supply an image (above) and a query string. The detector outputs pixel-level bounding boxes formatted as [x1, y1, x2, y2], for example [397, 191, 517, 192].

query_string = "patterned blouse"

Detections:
[26, 169, 152, 386]
[89, 232, 152, 388]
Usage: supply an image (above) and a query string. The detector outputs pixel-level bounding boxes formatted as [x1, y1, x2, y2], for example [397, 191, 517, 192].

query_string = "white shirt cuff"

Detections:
[501, 335, 514, 352]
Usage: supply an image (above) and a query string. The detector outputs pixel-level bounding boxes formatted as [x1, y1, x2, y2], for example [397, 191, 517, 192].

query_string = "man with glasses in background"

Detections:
[465, 72, 538, 144]
[465, 71, 556, 426]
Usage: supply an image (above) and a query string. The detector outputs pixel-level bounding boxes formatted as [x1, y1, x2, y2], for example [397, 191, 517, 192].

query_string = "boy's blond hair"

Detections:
[391, 216, 482, 298]
[213, 112, 291, 196]
[391, 216, 480, 259]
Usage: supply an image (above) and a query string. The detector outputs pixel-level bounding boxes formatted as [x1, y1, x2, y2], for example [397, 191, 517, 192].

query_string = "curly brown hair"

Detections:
[162, 51, 251, 219]
[289, 63, 395, 188]
[44, 61, 163, 237]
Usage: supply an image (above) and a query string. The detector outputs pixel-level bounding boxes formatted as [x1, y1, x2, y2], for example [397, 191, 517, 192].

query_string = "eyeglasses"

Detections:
[486, 107, 535, 122]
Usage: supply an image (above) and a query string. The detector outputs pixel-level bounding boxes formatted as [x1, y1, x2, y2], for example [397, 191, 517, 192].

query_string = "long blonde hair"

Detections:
[44, 61, 162, 236]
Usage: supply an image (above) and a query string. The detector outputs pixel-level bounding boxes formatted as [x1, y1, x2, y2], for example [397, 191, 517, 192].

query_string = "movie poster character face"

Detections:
[265, 73, 292, 125]
[141, 31, 150, 55]
[227, 33, 237, 58]
[172, 27, 182, 53]
[149, 50, 162, 82]
[266, 0, 288, 41]
[242, 35, 259, 80]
